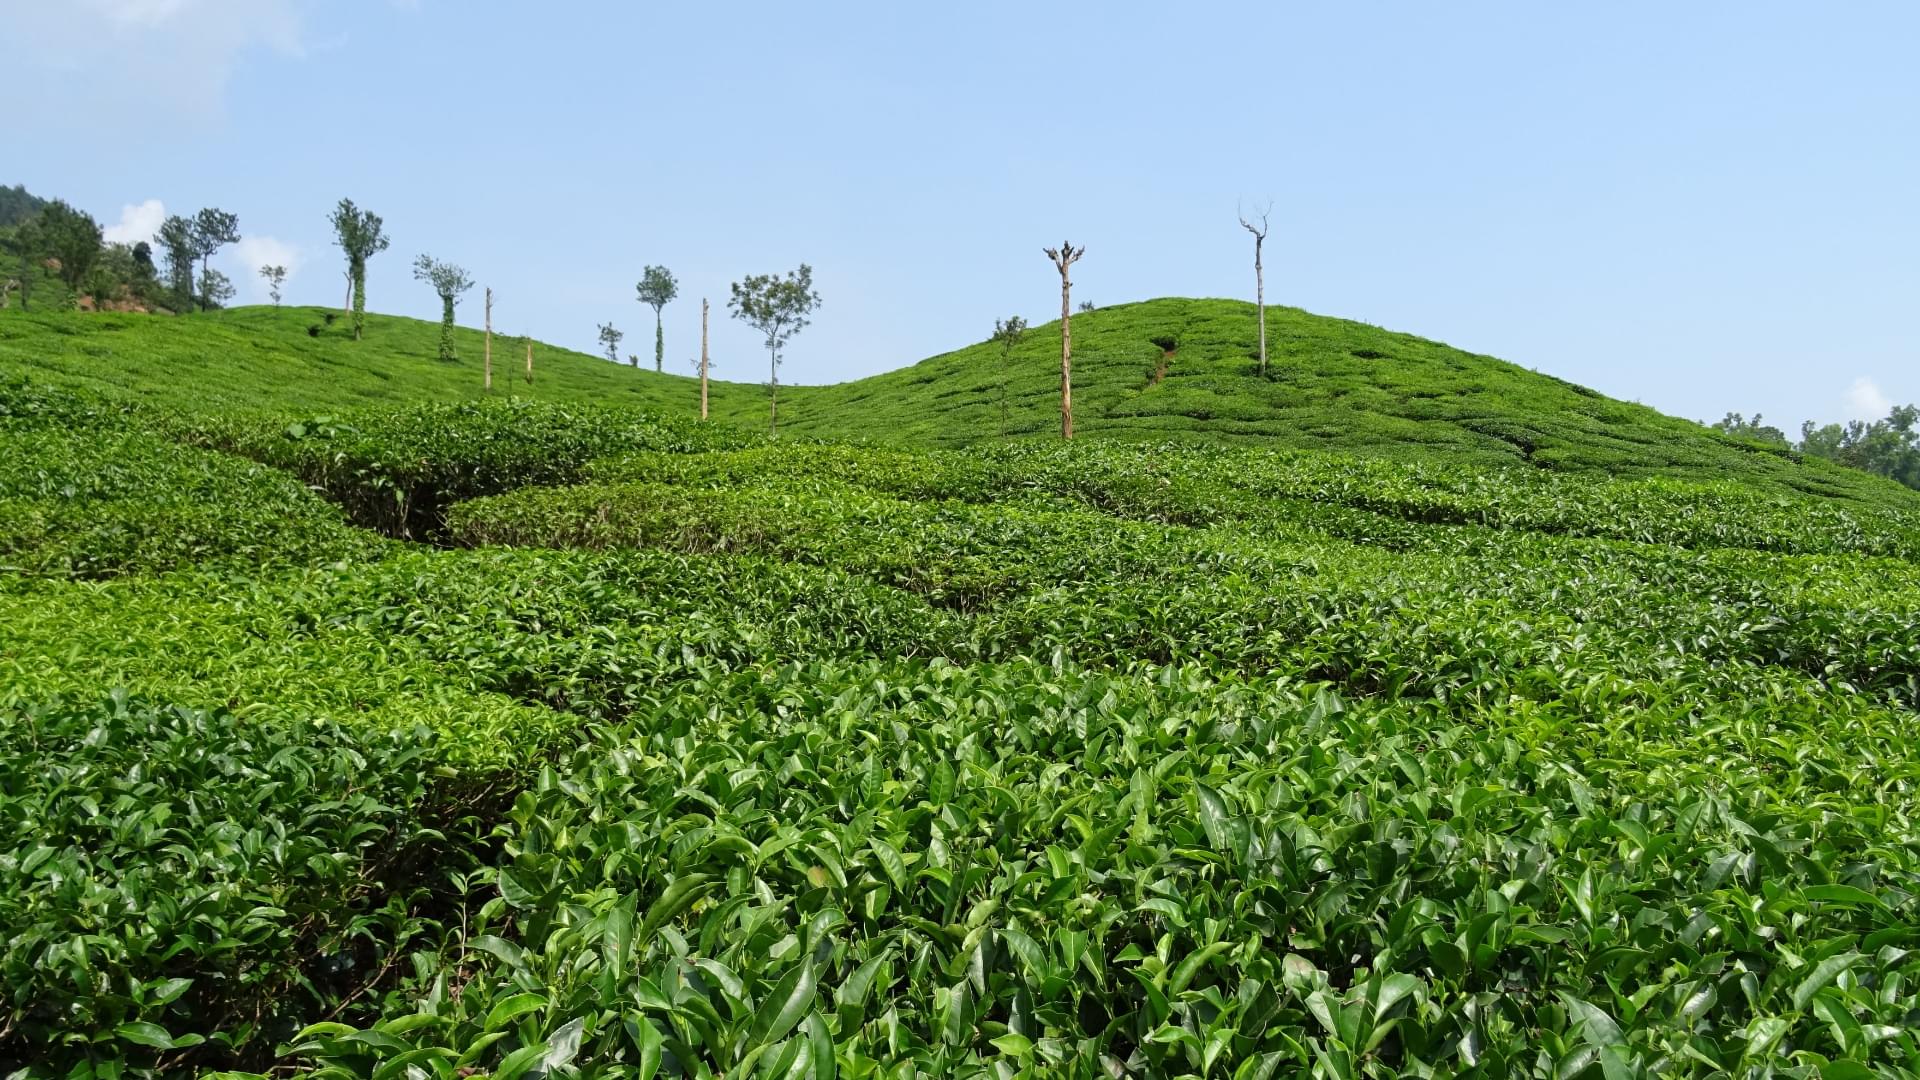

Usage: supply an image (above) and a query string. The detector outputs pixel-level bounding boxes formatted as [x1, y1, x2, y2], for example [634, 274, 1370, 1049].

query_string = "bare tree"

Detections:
[1238, 201, 1272, 375]
[483, 287, 493, 391]
[523, 335, 533, 384]
[1043, 242, 1085, 440]
[699, 297, 710, 420]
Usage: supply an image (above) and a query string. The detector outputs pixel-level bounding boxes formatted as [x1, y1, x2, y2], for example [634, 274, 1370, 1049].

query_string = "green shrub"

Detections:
[0, 428, 381, 577]
[182, 399, 752, 538]
[0, 694, 492, 1075]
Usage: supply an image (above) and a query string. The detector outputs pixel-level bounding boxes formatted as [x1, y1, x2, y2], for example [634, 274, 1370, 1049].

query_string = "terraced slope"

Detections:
[6, 300, 1905, 509]
[769, 298, 1906, 506]
[0, 305, 771, 423]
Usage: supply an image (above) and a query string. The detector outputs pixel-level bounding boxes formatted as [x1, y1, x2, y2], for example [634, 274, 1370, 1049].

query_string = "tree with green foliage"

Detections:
[329, 198, 390, 340]
[199, 268, 237, 309]
[635, 265, 679, 373]
[597, 322, 624, 364]
[36, 200, 103, 307]
[157, 215, 198, 313]
[729, 264, 821, 437]
[190, 208, 239, 308]
[260, 264, 288, 306]
[1709, 412, 1789, 447]
[2, 219, 38, 310]
[412, 254, 474, 363]
[0, 184, 47, 229]
[991, 315, 1027, 434]
[1801, 405, 1920, 490]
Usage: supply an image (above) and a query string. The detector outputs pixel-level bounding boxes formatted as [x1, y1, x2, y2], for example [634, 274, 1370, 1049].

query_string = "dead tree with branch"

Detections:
[1043, 242, 1085, 440]
[1238, 202, 1271, 376]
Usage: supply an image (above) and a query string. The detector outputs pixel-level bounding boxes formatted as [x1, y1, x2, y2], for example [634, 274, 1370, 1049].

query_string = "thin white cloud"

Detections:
[228, 236, 302, 302]
[89, 0, 195, 26]
[102, 199, 167, 248]
[5, 1, 304, 122]
[1848, 376, 1893, 420]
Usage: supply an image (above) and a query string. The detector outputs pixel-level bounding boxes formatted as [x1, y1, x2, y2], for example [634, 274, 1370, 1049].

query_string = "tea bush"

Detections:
[0, 427, 382, 577]
[182, 399, 751, 537]
[0, 694, 493, 1073]
[6, 387, 1920, 1077]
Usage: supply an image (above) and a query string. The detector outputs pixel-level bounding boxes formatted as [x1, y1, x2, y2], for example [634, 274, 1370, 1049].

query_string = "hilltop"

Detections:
[1, 297, 1910, 508]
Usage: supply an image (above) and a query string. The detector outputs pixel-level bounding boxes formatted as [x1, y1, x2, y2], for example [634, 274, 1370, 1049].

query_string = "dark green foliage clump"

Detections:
[0, 384, 379, 576]
[0, 693, 490, 1074]
[187, 398, 750, 538]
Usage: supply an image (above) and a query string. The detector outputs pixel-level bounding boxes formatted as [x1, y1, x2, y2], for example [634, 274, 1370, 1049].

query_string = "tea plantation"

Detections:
[4, 306, 1920, 1079]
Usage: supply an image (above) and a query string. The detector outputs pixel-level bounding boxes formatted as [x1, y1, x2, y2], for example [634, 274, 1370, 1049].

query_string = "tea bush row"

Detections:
[0, 693, 494, 1073]
[282, 657, 1920, 1077]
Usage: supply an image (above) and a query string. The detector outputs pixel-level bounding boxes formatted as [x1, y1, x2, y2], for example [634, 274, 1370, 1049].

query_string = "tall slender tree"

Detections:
[991, 315, 1027, 435]
[259, 264, 288, 306]
[729, 264, 821, 437]
[190, 208, 239, 308]
[699, 297, 710, 420]
[412, 254, 474, 363]
[636, 265, 679, 373]
[329, 198, 389, 340]
[1043, 242, 1084, 440]
[1238, 201, 1271, 375]
[157, 215, 197, 313]
[4, 218, 39, 310]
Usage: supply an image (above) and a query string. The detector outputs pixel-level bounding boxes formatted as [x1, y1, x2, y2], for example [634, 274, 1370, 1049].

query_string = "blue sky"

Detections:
[9, 1, 1916, 429]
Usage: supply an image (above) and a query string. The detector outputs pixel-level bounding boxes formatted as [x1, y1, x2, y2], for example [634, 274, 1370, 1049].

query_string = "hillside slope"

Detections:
[0, 305, 775, 424]
[773, 297, 1906, 505]
[2, 298, 1910, 508]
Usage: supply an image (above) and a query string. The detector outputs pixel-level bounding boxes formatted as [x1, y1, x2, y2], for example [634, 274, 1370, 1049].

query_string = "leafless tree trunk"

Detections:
[342, 270, 352, 312]
[700, 297, 710, 421]
[1239, 202, 1271, 376]
[1044, 242, 1085, 439]
[769, 346, 779, 437]
[483, 288, 493, 391]
[524, 339, 533, 384]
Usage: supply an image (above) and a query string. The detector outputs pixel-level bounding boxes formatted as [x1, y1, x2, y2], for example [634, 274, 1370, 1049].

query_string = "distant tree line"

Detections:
[1713, 408, 1920, 491]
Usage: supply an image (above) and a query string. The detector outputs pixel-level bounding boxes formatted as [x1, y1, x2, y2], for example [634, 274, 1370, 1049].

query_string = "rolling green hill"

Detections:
[0, 305, 773, 422]
[7, 298, 1920, 1074]
[2, 298, 1910, 509]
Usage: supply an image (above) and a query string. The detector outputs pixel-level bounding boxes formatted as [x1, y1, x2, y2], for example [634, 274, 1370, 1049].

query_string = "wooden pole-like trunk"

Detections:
[525, 339, 533, 384]
[1059, 275, 1072, 440]
[700, 298, 710, 421]
[1254, 235, 1266, 376]
[1044, 242, 1084, 440]
[769, 345, 779, 437]
[483, 288, 493, 391]
[1240, 208, 1271, 376]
